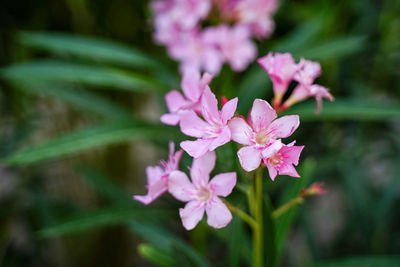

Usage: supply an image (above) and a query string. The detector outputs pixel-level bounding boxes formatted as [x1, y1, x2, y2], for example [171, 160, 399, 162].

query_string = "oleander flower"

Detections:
[168, 151, 237, 230]
[285, 58, 334, 113]
[229, 99, 299, 172]
[134, 142, 183, 205]
[161, 69, 213, 125]
[204, 24, 257, 71]
[262, 139, 304, 180]
[180, 87, 238, 158]
[257, 52, 299, 106]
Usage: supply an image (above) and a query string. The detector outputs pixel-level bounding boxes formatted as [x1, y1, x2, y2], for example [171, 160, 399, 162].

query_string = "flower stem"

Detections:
[272, 196, 304, 219]
[223, 200, 257, 229]
[252, 168, 264, 267]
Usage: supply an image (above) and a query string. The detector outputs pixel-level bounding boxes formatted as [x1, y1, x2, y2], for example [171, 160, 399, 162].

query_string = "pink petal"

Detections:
[190, 151, 216, 188]
[145, 166, 163, 185]
[208, 126, 231, 151]
[228, 117, 253, 145]
[266, 164, 278, 181]
[237, 146, 262, 172]
[201, 86, 220, 124]
[161, 113, 180, 125]
[250, 99, 277, 132]
[181, 68, 201, 102]
[280, 145, 304, 166]
[261, 139, 283, 159]
[168, 170, 196, 202]
[268, 115, 300, 139]
[179, 110, 209, 138]
[165, 90, 189, 113]
[179, 200, 205, 230]
[209, 172, 236, 197]
[180, 139, 212, 158]
[205, 197, 232, 229]
[221, 97, 238, 124]
[134, 177, 168, 205]
[277, 163, 300, 178]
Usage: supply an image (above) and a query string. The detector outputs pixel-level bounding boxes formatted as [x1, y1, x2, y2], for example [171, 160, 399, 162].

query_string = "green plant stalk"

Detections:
[252, 168, 264, 267]
[272, 196, 304, 219]
[223, 200, 257, 229]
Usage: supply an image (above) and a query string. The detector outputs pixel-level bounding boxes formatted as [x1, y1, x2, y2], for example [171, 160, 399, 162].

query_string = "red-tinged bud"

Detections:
[221, 96, 228, 106]
[307, 182, 326, 196]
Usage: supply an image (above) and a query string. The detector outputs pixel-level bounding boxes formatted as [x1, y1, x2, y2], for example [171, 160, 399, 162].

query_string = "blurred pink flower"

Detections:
[235, 0, 278, 38]
[285, 59, 334, 113]
[161, 69, 213, 125]
[257, 52, 299, 106]
[168, 151, 236, 230]
[180, 87, 238, 158]
[134, 142, 183, 205]
[168, 30, 224, 74]
[204, 25, 257, 71]
[152, 0, 212, 44]
[262, 140, 304, 180]
[229, 99, 299, 172]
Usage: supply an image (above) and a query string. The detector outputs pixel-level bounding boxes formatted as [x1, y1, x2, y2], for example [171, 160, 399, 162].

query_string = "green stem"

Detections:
[252, 168, 263, 267]
[223, 200, 257, 229]
[272, 196, 304, 219]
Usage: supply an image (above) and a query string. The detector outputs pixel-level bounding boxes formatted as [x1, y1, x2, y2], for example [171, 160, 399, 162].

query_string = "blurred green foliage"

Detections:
[0, 0, 399, 266]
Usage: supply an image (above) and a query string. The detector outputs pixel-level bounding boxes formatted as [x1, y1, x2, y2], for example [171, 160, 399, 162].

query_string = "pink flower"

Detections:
[261, 140, 304, 180]
[161, 69, 213, 125]
[168, 151, 236, 230]
[257, 52, 299, 106]
[235, 0, 278, 38]
[203, 25, 257, 71]
[134, 142, 183, 205]
[229, 99, 299, 172]
[152, 0, 212, 44]
[285, 59, 334, 113]
[179, 87, 238, 158]
[168, 30, 224, 74]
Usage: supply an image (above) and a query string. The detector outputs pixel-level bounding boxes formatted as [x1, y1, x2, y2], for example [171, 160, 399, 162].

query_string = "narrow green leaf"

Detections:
[1, 61, 167, 93]
[275, 158, 316, 258]
[12, 80, 132, 119]
[36, 205, 162, 238]
[293, 36, 366, 61]
[138, 244, 175, 267]
[19, 31, 158, 68]
[1, 119, 179, 166]
[313, 256, 400, 267]
[283, 99, 400, 121]
[263, 196, 276, 267]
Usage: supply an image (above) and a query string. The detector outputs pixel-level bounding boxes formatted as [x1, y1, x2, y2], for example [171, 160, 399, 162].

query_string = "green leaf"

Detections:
[19, 31, 158, 69]
[1, 119, 179, 166]
[36, 205, 162, 238]
[263, 196, 276, 267]
[11, 80, 132, 119]
[138, 244, 175, 267]
[275, 158, 316, 259]
[283, 99, 400, 121]
[1, 61, 167, 93]
[293, 36, 366, 61]
[313, 256, 400, 267]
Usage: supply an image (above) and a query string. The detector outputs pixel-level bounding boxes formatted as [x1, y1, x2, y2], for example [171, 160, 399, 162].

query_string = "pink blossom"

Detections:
[203, 25, 257, 71]
[168, 30, 224, 74]
[261, 140, 304, 181]
[229, 99, 299, 172]
[180, 87, 238, 158]
[168, 151, 236, 230]
[152, 0, 212, 44]
[285, 59, 334, 113]
[235, 0, 278, 38]
[161, 69, 213, 125]
[257, 52, 299, 105]
[134, 142, 183, 205]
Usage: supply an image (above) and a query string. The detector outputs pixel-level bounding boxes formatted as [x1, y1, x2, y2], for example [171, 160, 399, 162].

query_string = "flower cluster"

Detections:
[258, 52, 334, 113]
[132, 51, 325, 230]
[151, 0, 278, 74]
